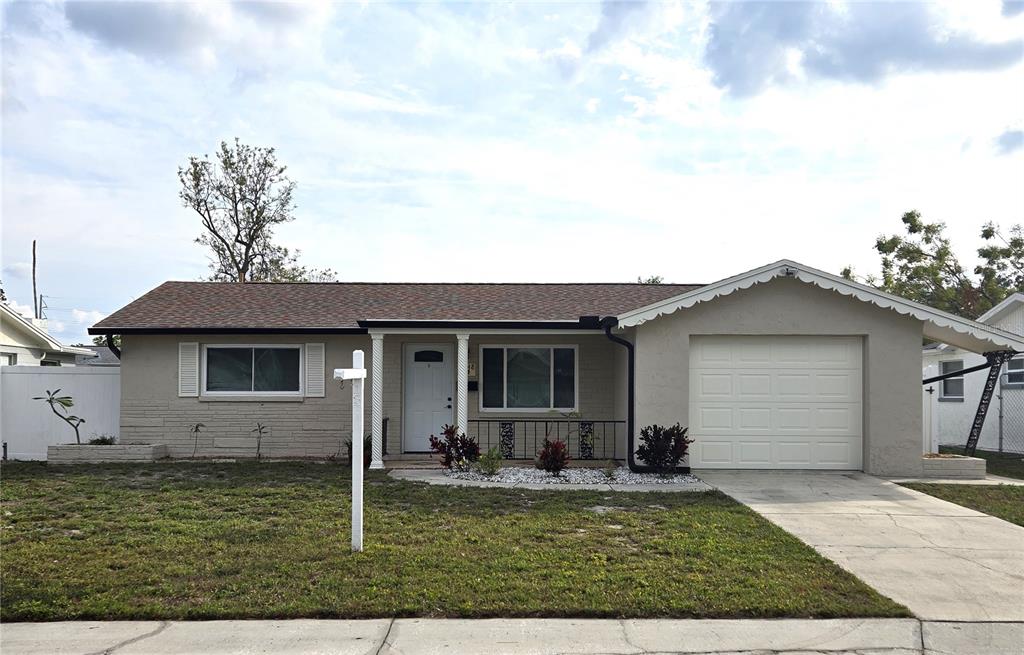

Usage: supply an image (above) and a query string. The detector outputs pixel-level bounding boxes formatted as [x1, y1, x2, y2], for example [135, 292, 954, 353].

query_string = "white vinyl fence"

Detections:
[1, 366, 120, 460]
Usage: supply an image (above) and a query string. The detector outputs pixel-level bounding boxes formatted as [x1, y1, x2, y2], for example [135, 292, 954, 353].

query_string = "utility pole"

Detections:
[32, 240, 38, 319]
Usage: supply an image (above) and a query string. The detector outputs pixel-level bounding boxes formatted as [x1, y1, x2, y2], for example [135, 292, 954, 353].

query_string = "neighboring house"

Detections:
[89, 260, 1024, 477]
[922, 293, 1024, 455]
[1, 302, 96, 366]
[75, 345, 121, 367]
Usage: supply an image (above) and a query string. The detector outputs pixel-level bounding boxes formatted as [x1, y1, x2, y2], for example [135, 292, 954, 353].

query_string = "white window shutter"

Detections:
[178, 342, 199, 397]
[305, 343, 325, 397]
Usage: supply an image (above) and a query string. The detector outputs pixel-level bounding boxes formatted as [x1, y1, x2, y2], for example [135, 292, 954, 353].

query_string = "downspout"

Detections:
[105, 334, 121, 360]
[601, 317, 689, 474]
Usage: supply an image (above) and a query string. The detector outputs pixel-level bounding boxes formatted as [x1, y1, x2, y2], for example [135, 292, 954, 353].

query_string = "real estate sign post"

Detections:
[334, 350, 367, 552]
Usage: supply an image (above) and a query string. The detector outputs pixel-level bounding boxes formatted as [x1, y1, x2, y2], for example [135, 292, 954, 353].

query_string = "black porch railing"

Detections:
[467, 419, 624, 461]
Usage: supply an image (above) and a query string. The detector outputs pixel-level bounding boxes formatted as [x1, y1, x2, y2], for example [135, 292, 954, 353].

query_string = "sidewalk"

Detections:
[2, 618, 1022, 655]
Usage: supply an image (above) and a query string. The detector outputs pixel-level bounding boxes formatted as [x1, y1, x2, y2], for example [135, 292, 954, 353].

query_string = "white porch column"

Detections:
[456, 333, 470, 435]
[369, 333, 385, 470]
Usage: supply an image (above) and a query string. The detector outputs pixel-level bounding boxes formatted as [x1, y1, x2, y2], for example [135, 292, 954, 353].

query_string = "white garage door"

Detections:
[689, 335, 863, 470]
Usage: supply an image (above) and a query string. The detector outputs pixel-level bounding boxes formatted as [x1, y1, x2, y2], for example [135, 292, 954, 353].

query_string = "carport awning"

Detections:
[615, 259, 1024, 354]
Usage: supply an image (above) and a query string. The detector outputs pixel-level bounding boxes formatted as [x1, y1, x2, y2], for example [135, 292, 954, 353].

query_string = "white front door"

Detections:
[689, 335, 863, 470]
[403, 344, 454, 452]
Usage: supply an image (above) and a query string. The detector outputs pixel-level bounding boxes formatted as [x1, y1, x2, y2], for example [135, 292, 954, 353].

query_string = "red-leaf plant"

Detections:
[536, 438, 570, 476]
[429, 424, 481, 471]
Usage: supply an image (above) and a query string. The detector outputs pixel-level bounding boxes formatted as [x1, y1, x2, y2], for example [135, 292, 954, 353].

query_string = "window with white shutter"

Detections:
[178, 342, 199, 397]
[305, 343, 325, 397]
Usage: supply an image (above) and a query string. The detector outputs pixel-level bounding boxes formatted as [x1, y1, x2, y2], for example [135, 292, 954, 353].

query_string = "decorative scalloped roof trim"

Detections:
[616, 260, 1024, 352]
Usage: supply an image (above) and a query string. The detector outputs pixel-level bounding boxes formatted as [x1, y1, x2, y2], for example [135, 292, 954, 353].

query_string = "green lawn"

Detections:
[939, 446, 1024, 480]
[901, 482, 1024, 527]
[0, 461, 908, 621]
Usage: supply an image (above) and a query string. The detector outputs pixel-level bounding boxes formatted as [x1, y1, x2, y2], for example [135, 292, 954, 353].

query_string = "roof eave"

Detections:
[87, 326, 369, 335]
[1, 303, 64, 351]
[616, 259, 1024, 354]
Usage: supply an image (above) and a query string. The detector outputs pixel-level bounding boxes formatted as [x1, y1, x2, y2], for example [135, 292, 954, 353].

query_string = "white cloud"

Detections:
[2, 262, 31, 279]
[6, 300, 34, 319]
[71, 309, 106, 325]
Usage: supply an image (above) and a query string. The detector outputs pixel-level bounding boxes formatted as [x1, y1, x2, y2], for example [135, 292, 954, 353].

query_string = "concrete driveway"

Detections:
[698, 471, 1024, 621]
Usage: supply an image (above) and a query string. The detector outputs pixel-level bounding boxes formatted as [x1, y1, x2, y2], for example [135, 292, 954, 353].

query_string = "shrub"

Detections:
[88, 435, 116, 445]
[429, 424, 480, 471]
[636, 423, 693, 475]
[344, 434, 373, 469]
[535, 438, 570, 475]
[476, 447, 502, 476]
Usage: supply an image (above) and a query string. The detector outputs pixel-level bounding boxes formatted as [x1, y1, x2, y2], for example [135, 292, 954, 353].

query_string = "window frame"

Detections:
[478, 344, 579, 413]
[201, 344, 304, 397]
[1006, 355, 1024, 388]
[939, 359, 965, 401]
[2, 353, 16, 366]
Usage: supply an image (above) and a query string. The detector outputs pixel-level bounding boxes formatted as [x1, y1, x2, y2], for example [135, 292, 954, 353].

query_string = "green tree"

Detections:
[636, 275, 664, 284]
[844, 211, 1021, 319]
[91, 334, 122, 347]
[179, 139, 335, 283]
[977, 222, 1024, 302]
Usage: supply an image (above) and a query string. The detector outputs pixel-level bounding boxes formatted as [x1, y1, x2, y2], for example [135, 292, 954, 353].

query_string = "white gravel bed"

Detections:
[445, 466, 706, 486]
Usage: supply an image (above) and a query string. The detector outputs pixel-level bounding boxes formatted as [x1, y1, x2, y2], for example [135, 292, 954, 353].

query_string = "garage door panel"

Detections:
[698, 373, 733, 397]
[738, 374, 772, 397]
[777, 407, 812, 430]
[738, 407, 772, 430]
[697, 407, 734, 430]
[777, 373, 813, 396]
[697, 441, 733, 465]
[689, 336, 862, 470]
[737, 441, 772, 465]
[777, 441, 813, 465]
[693, 404, 861, 437]
[690, 369, 862, 404]
[738, 343, 771, 364]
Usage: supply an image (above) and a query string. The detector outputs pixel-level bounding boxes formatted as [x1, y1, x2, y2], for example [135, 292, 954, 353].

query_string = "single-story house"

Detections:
[1, 302, 96, 366]
[89, 260, 1024, 477]
[922, 293, 1023, 454]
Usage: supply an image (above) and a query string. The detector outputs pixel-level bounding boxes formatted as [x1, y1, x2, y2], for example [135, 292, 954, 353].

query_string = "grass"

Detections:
[939, 446, 1024, 480]
[0, 461, 909, 621]
[901, 483, 1024, 527]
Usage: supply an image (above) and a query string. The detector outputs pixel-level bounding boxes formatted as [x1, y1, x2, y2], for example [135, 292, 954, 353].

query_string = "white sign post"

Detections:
[334, 350, 367, 552]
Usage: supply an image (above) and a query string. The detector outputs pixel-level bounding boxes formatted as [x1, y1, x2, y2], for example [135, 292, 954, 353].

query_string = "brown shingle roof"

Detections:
[90, 281, 703, 332]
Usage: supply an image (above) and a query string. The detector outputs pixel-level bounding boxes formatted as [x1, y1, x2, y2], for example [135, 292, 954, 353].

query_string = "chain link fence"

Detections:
[995, 375, 1024, 455]
[934, 371, 1024, 455]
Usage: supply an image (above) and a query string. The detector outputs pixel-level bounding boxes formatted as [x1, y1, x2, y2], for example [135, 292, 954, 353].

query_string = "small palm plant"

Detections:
[33, 389, 85, 445]
[189, 423, 205, 458]
[252, 422, 268, 461]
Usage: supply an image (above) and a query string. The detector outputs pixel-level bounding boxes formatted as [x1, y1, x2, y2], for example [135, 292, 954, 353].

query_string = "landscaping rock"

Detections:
[446, 466, 708, 486]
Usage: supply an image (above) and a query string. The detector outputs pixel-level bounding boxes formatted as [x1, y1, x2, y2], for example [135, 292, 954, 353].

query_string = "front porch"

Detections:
[364, 329, 627, 469]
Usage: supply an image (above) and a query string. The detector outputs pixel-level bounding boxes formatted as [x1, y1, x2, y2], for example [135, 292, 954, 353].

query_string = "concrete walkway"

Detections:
[2, 618, 1022, 654]
[699, 471, 1024, 622]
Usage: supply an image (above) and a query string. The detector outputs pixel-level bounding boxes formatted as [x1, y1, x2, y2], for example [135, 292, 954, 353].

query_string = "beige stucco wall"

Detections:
[633, 278, 925, 477]
[119, 332, 622, 459]
[121, 334, 373, 458]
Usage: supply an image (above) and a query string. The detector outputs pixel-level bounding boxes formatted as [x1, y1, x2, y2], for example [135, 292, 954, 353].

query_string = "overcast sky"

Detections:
[2, 0, 1023, 345]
